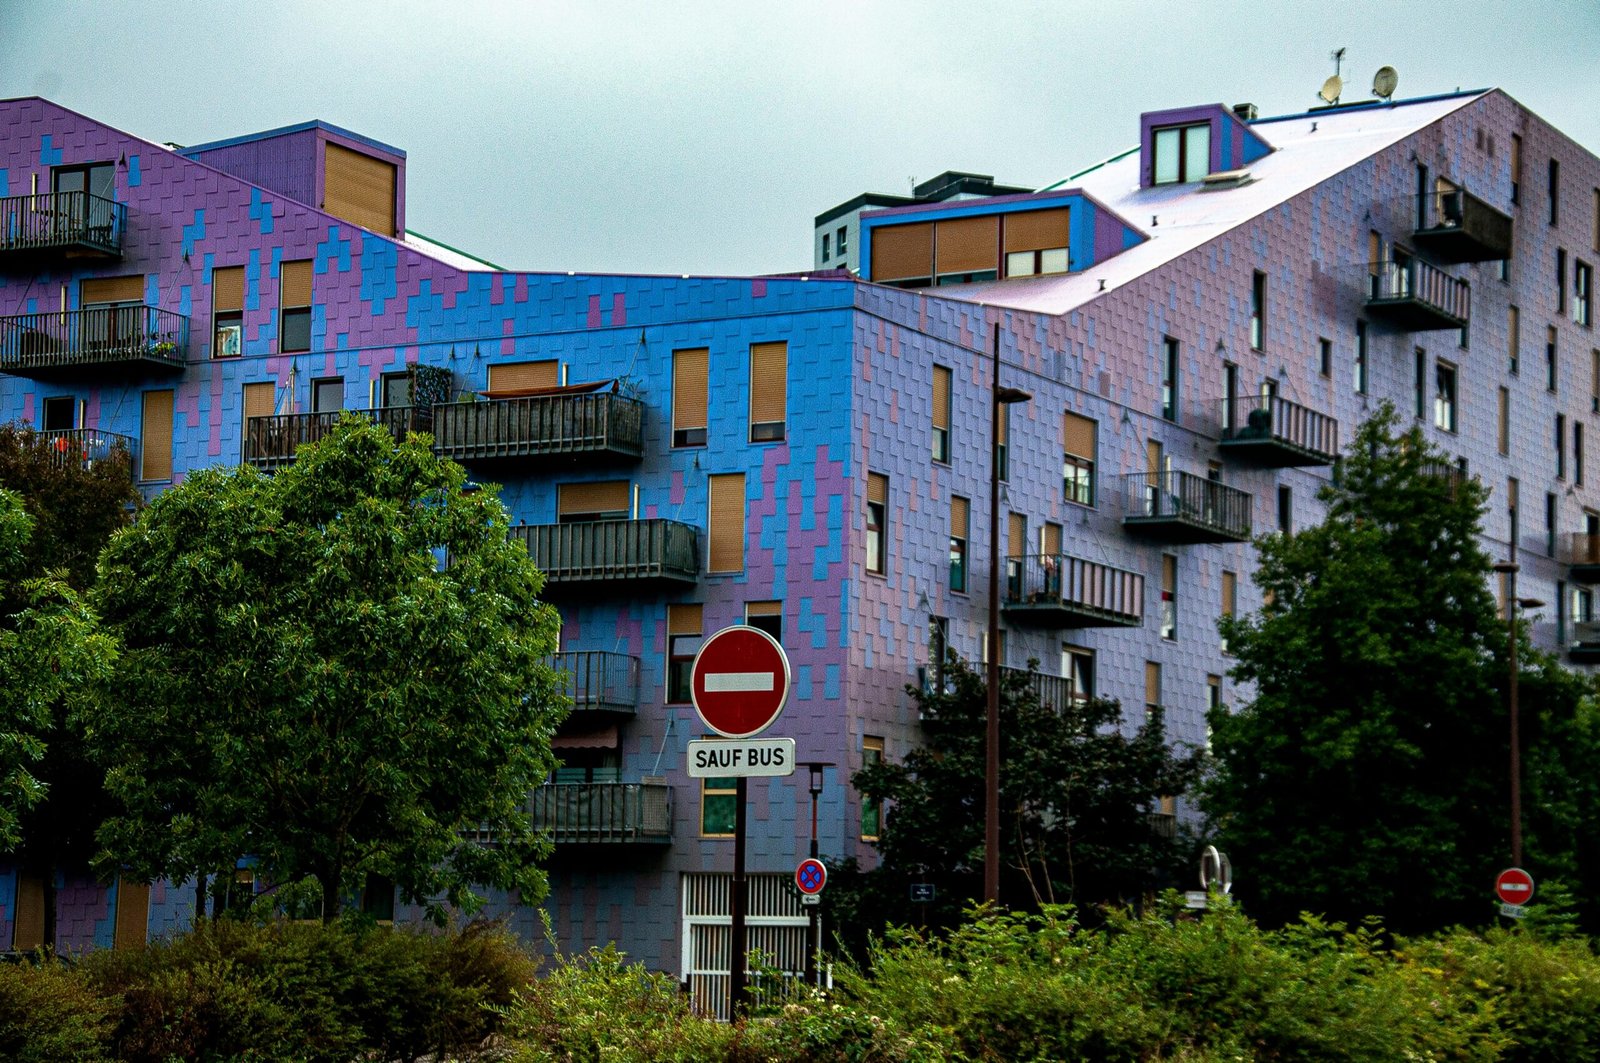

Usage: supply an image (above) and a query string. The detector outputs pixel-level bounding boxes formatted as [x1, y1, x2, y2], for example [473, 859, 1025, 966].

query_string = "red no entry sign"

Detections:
[1495, 867, 1535, 906]
[691, 625, 791, 738]
[796, 858, 827, 895]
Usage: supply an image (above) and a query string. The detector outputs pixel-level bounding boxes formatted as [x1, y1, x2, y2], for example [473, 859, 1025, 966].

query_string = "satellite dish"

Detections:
[1373, 66, 1399, 100]
[1318, 75, 1343, 105]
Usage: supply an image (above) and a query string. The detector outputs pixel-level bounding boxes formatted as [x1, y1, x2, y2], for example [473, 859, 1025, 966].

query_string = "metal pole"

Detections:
[985, 321, 1002, 906]
[730, 776, 748, 1018]
[1507, 571, 1523, 867]
[805, 785, 818, 986]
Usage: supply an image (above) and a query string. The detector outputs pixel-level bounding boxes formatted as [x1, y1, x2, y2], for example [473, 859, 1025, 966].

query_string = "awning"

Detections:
[552, 724, 618, 749]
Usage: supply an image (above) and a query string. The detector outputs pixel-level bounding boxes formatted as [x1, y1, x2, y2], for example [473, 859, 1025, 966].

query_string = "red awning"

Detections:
[552, 725, 618, 749]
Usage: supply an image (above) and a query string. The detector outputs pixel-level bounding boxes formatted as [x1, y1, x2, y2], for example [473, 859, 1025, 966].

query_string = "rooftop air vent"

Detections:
[1232, 102, 1258, 122]
[1201, 168, 1256, 191]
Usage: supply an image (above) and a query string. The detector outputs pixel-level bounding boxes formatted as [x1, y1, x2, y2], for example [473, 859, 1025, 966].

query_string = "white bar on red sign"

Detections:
[704, 672, 775, 692]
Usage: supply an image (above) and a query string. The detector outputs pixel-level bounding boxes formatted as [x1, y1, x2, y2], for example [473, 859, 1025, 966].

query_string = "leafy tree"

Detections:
[87, 416, 566, 922]
[830, 654, 1202, 943]
[1204, 404, 1600, 932]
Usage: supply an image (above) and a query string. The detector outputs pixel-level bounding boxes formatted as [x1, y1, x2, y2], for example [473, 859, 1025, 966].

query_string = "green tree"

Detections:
[832, 654, 1202, 943]
[87, 417, 566, 922]
[1205, 404, 1600, 932]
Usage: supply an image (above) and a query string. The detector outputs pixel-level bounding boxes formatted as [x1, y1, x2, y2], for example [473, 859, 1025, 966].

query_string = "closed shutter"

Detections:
[243, 381, 275, 458]
[323, 142, 397, 236]
[674, 348, 709, 433]
[81, 274, 143, 305]
[12, 874, 44, 950]
[1221, 570, 1237, 616]
[749, 342, 787, 429]
[140, 389, 174, 481]
[1145, 661, 1161, 706]
[746, 600, 781, 618]
[669, 602, 703, 636]
[1063, 412, 1095, 458]
[867, 472, 888, 507]
[869, 221, 933, 282]
[932, 366, 951, 431]
[1008, 513, 1025, 557]
[1146, 440, 1163, 478]
[997, 404, 1009, 446]
[951, 495, 969, 534]
[113, 877, 150, 950]
[212, 266, 245, 313]
[1162, 554, 1177, 594]
[934, 215, 999, 275]
[1042, 522, 1061, 556]
[708, 473, 746, 573]
[487, 360, 560, 395]
[557, 480, 630, 519]
[1003, 208, 1069, 253]
[280, 259, 313, 307]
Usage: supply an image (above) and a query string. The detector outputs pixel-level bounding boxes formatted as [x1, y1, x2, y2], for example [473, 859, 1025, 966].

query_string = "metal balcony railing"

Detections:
[1002, 665, 1089, 713]
[1003, 553, 1144, 628]
[1366, 258, 1470, 330]
[1567, 534, 1600, 583]
[0, 191, 125, 260]
[1217, 393, 1339, 466]
[1117, 471, 1252, 543]
[0, 305, 187, 378]
[243, 405, 434, 470]
[1413, 187, 1514, 263]
[511, 519, 700, 587]
[431, 392, 644, 464]
[550, 650, 641, 716]
[530, 781, 673, 844]
[35, 428, 137, 476]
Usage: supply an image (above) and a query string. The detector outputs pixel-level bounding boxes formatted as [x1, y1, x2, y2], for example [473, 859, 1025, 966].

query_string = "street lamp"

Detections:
[801, 761, 831, 986]
[986, 322, 1031, 906]
[1492, 560, 1544, 867]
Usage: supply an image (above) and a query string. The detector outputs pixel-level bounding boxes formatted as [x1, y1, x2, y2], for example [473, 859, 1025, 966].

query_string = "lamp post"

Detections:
[801, 761, 830, 985]
[986, 322, 1031, 905]
[1492, 560, 1544, 867]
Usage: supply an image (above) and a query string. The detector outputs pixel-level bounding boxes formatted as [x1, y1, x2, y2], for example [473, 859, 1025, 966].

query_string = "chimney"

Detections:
[1232, 102, 1259, 122]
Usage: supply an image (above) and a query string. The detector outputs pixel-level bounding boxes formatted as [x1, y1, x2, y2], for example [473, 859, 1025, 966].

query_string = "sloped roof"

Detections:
[922, 90, 1489, 316]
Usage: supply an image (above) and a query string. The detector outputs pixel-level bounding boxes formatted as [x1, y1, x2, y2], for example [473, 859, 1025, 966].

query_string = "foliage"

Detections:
[1204, 405, 1600, 932]
[0, 959, 116, 1063]
[87, 416, 566, 922]
[833, 653, 1202, 944]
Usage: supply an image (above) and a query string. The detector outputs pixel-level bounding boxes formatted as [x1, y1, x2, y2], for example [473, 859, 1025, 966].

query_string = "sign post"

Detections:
[689, 626, 792, 1019]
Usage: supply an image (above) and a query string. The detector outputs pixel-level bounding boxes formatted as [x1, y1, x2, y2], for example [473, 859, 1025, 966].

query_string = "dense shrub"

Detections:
[0, 958, 115, 1063]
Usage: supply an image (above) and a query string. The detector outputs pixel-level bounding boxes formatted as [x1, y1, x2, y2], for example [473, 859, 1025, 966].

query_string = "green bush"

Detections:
[0, 958, 115, 1063]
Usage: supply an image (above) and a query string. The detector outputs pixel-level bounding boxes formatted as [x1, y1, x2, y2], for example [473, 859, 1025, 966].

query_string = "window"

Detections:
[1498, 387, 1510, 455]
[932, 365, 952, 462]
[748, 341, 786, 442]
[279, 259, 312, 354]
[860, 737, 883, 839]
[1499, 257, 1511, 282]
[1550, 158, 1560, 226]
[1508, 477, 1520, 550]
[1002, 208, 1069, 277]
[1250, 272, 1266, 351]
[836, 225, 847, 259]
[1144, 661, 1162, 719]
[996, 403, 1010, 482]
[1558, 249, 1568, 317]
[242, 381, 275, 462]
[1434, 361, 1458, 432]
[1206, 675, 1223, 747]
[1152, 122, 1210, 184]
[1414, 348, 1428, 419]
[1577, 261, 1593, 326]
[866, 472, 888, 575]
[1558, 414, 1568, 479]
[212, 265, 244, 358]
[949, 495, 970, 593]
[821, 232, 830, 261]
[1222, 362, 1238, 431]
[1159, 554, 1176, 640]
[1509, 305, 1521, 375]
[1221, 570, 1237, 654]
[1062, 412, 1096, 506]
[1594, 348, 1600, 413]
[708, 473, 746, 573]
[1557, 579, 1568, 644]
[51, 162, 114, 245]
[1062, 645, 1094, 703]
[672, 348, 708, 447]
[1510, 134, 1522, 204]
[701, 776, 738, 837]
[745, 601, 781, 641]
[139, 389, 174, 481]
[927, 615, 949, 693]
[1548, 492, 1559, 557]
[1006, 513, 1026, 601]
[1549, 326, 1559, 391]
[42, 396, 75, 431]
[1578, 423, 1586, 487]
[557, 480, 629, 522]
[1278, 484, 1293, 533]
[1594, 188, 1600, 252]
[1161, 336, 1179, 421]
[312, 377, 345, 414]
[1354, 320, 1368, 394]
[1319, 337, 1332, 378]
[667, 603, 702, 704]
[1575, 587, 1594, 629]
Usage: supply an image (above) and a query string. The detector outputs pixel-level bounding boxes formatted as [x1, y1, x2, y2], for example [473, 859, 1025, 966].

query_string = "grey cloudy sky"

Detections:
[4, 1, 1596, 276]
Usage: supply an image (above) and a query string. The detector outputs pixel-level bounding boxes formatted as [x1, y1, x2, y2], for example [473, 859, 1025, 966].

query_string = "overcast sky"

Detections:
[4, 1, 1596, 276]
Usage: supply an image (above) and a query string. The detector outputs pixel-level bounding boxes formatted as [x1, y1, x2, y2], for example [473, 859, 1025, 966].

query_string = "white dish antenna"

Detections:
[1318, 75, 1343, 105]
[1373, 66, 1399, 100]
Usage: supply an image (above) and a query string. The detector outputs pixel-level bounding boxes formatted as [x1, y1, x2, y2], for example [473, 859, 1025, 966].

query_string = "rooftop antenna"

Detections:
[1372, 65, 1399, 101]
[1319, 47, 1346, 105]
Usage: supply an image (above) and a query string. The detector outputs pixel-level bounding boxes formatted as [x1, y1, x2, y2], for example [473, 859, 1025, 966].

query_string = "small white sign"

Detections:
[801, 893, 821, 906]
[686, 737, 797, 778]
[1184, 890, 1210, 910]
[1500, 902, 1528, 919]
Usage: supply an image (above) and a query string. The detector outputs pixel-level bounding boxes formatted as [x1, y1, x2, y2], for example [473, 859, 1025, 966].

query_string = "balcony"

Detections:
[551, 650, 640, 718]
[511, 519, 699, 589]
[1217, 394, 1339, 467]
[0, 306, 187, 380]
[0, 191, 125, 264]
[1003, 553, 1144, 628]
[431, 389, 643, 467]
[1002, 666, 1088, 714]
[36, 428, 137, 477]
[1569, 622, 1600, 664]
[1567, 534, 1600, 583]
[1365, 258, 1470, 331]
[244, 405, 433, 471]
[530, 781, 673, 845]
[1118, 471, 1252, 544]
[1412, 188, 1514, 263]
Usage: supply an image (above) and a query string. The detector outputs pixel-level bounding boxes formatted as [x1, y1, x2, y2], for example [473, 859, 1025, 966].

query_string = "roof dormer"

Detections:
[1139, 104, 1273, 189]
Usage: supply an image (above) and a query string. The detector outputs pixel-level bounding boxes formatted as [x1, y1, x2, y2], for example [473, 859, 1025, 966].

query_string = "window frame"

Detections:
[1434, 360, 1458, 433]
[700, 776, 739, 838]
[860, 737, 884, 840]
[1250, 271, 1266, 351]
[1161, 336, 1179, 421]
[932, 364, 952, 464]
[279, 259, 313, 355]
[866, 472, 888, 576]
[747, 341, 787, 443]
[671, 347, 709, 448]
[1151, 122, 1211, 185]
[949, 495, 970, 594]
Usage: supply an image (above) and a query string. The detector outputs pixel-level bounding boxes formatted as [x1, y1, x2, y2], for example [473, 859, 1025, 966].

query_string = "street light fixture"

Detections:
[800, 761, 831, 985]
[1492, 560, 1543, 867]
[986, 323, 1031, 906]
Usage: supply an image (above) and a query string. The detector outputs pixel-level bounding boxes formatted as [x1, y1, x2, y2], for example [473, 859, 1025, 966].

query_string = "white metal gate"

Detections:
[681, 872, 814, 1020]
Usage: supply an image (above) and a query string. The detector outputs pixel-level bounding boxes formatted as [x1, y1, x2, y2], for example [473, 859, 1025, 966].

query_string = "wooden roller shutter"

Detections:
[81, 274, 144, 305]
[12, 873, 44, 950]
[323, 142, 397, 236]
[113, 877, 150, 950]
[1146, 440, 1163, 478]
[557, 480, 630, 518]
[1063, 412, 1096, 458]
[708, 473, 746, 573]
[1003, 208, 1069, 253]
[1041, 522, 1062, 556]
[1162, 554, 1177, 593]
[487, 360, 560, 395]
[140, 389, 174, 481]
[212, 266, 245, 313]
[668, 602, 703, 635]
[951, 495, 969, 534]
[1221, 570, 1237, 616]
[749, 341, 787, 430]
[867, 471, 888, 507]
[673, 348, 708, 432]
[934, 215, 999, 275]
[997, 404, 1009, 446]
[869, 221, 934, 282]
[746, 600, 780, 617]
[243, 381, 275, 456]
[1008, 513, 1026, 557]
[1144, 661, 1161, 706]
[280, 259, 313, 307]
[932, 366, 951, 431]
